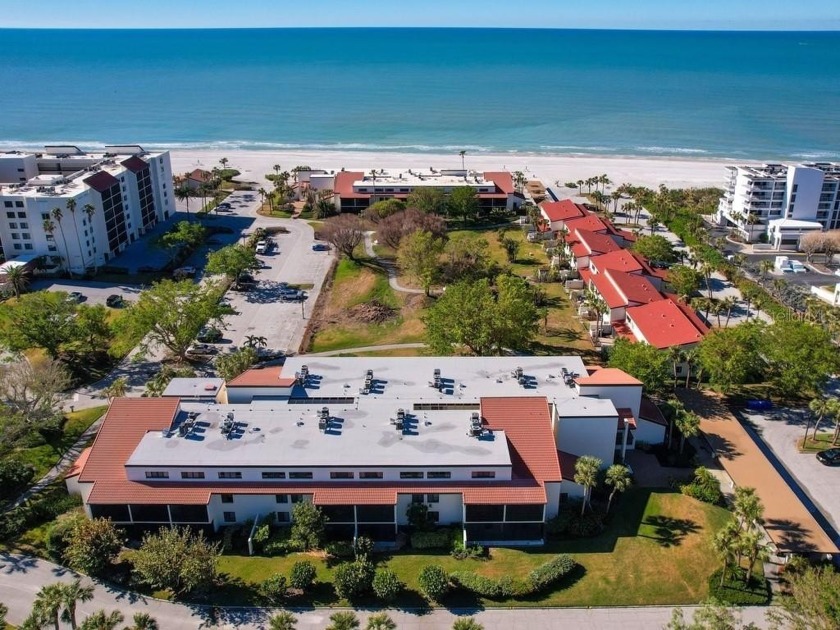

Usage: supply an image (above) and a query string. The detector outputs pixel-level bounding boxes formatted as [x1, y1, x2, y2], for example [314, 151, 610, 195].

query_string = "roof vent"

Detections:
[221, 412, 236, 437]
[431, 368, 442, 390]
[318, 407, 330, 432]
[468, 412, 483, 437]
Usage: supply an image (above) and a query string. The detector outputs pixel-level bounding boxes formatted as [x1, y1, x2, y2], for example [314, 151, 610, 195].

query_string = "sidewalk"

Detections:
[0, 552, 774, 629]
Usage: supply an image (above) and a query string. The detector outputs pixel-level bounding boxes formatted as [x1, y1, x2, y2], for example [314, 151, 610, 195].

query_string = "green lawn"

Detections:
[212, 489, 730, 607]
[15, 406, 107, 479]
[798, 431, 836, 453]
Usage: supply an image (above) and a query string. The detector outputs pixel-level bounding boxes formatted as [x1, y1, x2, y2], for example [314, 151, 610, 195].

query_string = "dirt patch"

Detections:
[347, 300, 397, 324]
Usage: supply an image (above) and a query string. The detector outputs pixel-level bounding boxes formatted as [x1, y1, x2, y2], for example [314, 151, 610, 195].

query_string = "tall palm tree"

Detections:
[648, 217, 661, 235]
[32, 583, 64, 630]
[78, 609, 123, 630]
[369, 169, 378, 204]
[605, 464, 632, 513]
[51, 206, 72, 277]
[58, 580, 94, 630]
[807, 397, 833, 444]
[219, 156, 229, 171]
[365, 613, 396, 630]
[83, 203, 97, 274]
[458, 149, 466, 170]
[759, 259, 774, 280]
[326, 611, 360, 630]
[713, 520, 740, 587]
[573, 454, 601, 515]
[267, 611, 297, 630]
[682, 348, 697, 388]
[576, 179, 584, 195]
[4, 264, 30, 298]
[733, 487, 764, 532]
[66, 198, 87, 275]
[125, 612, 159, 630]
[721, 296, 738, 328]
[175, 184, 192, 219]
[742, 529, 768, 584]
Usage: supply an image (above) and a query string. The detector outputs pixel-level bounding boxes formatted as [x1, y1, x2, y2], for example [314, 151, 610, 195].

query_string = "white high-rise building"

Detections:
[0, 145, 174, 273]
[716, 162, 840, 248]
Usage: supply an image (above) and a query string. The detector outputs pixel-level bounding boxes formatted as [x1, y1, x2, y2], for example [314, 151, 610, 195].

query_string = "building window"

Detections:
[145, 471, 169, 479]
[19, 222, 27, 229]
[289, 472, 313, 480]
[218, 472, 242, 479]
[11, 234, 18, 240]
[411, 494, 425, 504]
[24, 244, 33, 250]
[471, 471, 495, 479]
[276, 511, 290, 523]
[428, 511, 440, 523]
[275, 494, 288, 503]
[220, 494, 234, 504]
[48, 245, 57, 252]
[427, 471, 451, 479]
[329, 472, 354, 479]
[22, 233, 30, 240]
[41, 213, 49, 221]
[400, 471, 424, 479]
[13, 244, 21, 250]
[181, 472, 205, 479]
[290, 495, 307, 503]
[427, 494, 440, 504]
[262, 472, 286, 479]
[8, 222, 16, 229]
[359, 472, 383, 479]
[223, 511, 236, 523]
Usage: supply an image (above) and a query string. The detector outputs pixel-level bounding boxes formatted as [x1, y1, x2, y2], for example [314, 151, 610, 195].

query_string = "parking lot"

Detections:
[30, 279, 140, 307]
[741, 407, 840, 544]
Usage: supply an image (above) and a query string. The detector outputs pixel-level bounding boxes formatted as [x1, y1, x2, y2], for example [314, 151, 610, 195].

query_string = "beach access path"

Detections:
[0, 551, 774, 630]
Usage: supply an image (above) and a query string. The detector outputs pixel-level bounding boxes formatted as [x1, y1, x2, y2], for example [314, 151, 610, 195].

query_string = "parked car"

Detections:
[280, 290, 307, 302]
[186, 343, 218, 357]
[196, 326, 223, 343]
[237, 272, 256, 284]
[173, 266, 197, 278]
[105, 294, 124, 308]
[312, 243, 330, 251]
[746, 399, 773, 412]
[66, 291, 84, 303]
[255, 240, 267, 254]
[816, 448, 840, 466]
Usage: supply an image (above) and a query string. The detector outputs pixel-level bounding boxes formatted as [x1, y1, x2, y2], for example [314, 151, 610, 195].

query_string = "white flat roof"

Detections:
[352, 169, 496, 190]
[126, 401, 512, 469]
[768, 218, 824, 229]
[162, 378, 225, 399]
[280, 356, 588, 402]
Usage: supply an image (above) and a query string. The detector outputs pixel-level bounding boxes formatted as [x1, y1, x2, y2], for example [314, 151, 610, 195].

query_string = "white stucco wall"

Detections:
[395, 493, 463, 526]
[634, 418, 666, 446]
[576, 384, 642, 418]
[554, 415, 618, 468]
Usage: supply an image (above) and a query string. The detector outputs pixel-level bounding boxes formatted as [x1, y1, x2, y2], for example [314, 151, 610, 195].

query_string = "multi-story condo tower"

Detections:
[716, 163, 840, 248]
[0, 145, 174, 272]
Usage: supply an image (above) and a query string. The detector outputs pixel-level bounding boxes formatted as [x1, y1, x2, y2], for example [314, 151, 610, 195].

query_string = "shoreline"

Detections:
[167, 148, 731, 190]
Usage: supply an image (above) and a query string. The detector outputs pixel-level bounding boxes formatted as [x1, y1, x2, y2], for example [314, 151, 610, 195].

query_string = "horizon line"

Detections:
[2, 25, 839, 33]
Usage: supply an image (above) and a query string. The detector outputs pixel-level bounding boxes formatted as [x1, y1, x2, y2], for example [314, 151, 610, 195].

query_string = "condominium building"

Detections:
[66, 356, 666, 546]
[716, 163, 840, 247]
[331, 169, 522, 214]
[0, 145, 174, 272]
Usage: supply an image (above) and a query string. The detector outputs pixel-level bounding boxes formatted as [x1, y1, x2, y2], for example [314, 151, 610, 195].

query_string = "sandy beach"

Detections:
[169, 149, 730, 191]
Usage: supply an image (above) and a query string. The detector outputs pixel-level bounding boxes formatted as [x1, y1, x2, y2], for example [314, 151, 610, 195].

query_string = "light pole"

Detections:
[301, 297, 305, 319]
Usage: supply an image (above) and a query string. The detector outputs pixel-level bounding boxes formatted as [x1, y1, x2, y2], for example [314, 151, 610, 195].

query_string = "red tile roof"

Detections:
[539, 199, 589, 223]
[227, 366, 297, 388]
[611, 321, 638, 343]
[590, 249, 645, 275]
[83, 171, 119, 194]
[483, 171, 515, 195]
[557, 450, 580, 482]
[575, 367, 642, 387]
[480, 397, 562, 483]
[65, 446, 92, 478]
[188, 168, 213, 183]
[571, 229, 622, 257]
[564, 215, 611, 234]
[333, 171, 366, 199]
[605, 269, 664, 307]
[625, 298, 708, 349]
[120, 156, 149, 173]
[639, 397, 668, 427]
[617, 408, 637, 430]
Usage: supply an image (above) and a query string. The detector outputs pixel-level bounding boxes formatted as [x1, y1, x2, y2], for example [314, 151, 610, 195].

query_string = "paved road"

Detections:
[28, 279, 141, 306]
[741, 408, 840, 545]
[0, 552, 774, 629]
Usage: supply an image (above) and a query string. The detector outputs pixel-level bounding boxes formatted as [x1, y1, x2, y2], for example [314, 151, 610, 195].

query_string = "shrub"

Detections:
[451, 541, 486, 560]
[406, 502, 431, 530]
[418, 564, 450, 602]
[45, 512, 86, 561]
[452, 618, 484, 630]
[528, 554, 577, 593]
[131, 527, 219, 595]
[372, 568, 403, 602]
[325, 540, 355, 560]
[353, 535, 374, 559]
[259, 573, 288, 604]
[289, 560, 317, 591]
[251, 523, 271, 552]
[410, 528, 452, 549]
[450, 572, 520, 600]
[290, 501, 326, 550]
[326, 611, 360, 630]
[63, 517, 125, 577]
[545, 503, 578, 538]
[708, 568, 770, 605]
[263, 527, 304, 556]
[567, 511, 605, 538]
[680, 467, 723, 505]
[333, 560, 375, 600]
[0, 458, 35, 502]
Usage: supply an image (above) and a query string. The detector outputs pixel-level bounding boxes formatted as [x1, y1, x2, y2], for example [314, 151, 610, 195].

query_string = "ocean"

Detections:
[0, 28, 839, 160]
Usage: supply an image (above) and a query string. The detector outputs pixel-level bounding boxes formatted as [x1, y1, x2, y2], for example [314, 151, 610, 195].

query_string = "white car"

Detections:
[255, 240, 267, 254]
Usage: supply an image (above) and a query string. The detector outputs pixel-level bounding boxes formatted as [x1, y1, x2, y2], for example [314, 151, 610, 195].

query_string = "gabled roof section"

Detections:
[625, 298, 708, 349]
[65, 446, 92, 478]
[575, 367, 642, 386]
[83, 170, 119, 193]
[334, 171, 366, 199]
[564, 214, 611, 234]
[228, 366, 297, 388]
[590, 249, 645, 275]
[188, 168, 212, 183]
[78, 398, 180, 484]
[483, 171, 515, 195]
[606, 269, 663, 307]
[539, 199, 589, 222]
[480, 397, 561, 483]
[570, 228, 622, 257]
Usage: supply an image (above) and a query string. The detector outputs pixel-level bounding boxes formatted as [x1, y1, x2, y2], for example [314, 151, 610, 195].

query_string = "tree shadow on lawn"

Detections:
[638, 515, 700, 548]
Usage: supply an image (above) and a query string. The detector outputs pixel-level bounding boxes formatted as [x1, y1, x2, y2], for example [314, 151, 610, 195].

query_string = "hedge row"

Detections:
[410, 528, 453, 549]
[449, 554, 577, 600]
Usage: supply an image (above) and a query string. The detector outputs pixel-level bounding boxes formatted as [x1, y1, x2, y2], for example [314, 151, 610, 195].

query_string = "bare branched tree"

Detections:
[0, 358, 71, 421]
[319, 214, 365, 259]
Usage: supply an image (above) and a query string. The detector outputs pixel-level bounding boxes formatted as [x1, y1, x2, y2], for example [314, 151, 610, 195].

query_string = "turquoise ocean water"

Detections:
[0, 28, 839, 160]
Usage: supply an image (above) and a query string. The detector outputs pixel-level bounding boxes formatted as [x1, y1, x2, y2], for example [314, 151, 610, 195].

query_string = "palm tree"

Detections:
[576, 179, 584, 195]
[452, 618, 484, 630]
[759, 259, 773, 280]
[675, 409, 700, 454]
[219, 157, 229, 171]
[610, 190, 622, 213]
[267, 611, 297, 630]
[713, 520, 741, 587]
[827, 399, 840, 445]
[458, 149, 466, 170]
[753, 297, 764, 320]
[66, 198, 87, 276]
[78, 609, 123, 630]
[4, 264, 30, 298]
[668, 346, 683, 390]
[573, 455, 601, 515]
[51, 206, 72, 277]
[273, 163, 282, 178]
[742, 529, 768, 584]
[648, 217, 660, 235]
[326, 611, 360, 630]
[42, 217, 61, 268]
[124, 612, 159, 630]
[60, 579, 94, 629]
[244, 335, 267, 349]
[700, 263, 715, 299]
[721, 296, 737, 328]
[807, 396, 834, 444]
[682, 348, 697, 388]
[175, 184, 193, 219]
[365, 612, 396, 630]
[605, 464, 632, 513]
[83, 204, 97, 274]
[103, 376, 128, 403]
[32, 583, 64, 630]
[733, 486, 764, 532]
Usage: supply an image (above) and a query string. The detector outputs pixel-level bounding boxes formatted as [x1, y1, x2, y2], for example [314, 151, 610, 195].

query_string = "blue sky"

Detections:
[3, 0, 839, 30]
